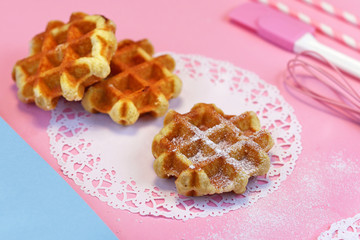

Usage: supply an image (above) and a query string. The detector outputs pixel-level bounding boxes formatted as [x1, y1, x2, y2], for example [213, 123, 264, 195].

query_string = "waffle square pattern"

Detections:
[12, 12, 117, 110]
[82, 39, 182, 125]
[152, 103, 274, 196]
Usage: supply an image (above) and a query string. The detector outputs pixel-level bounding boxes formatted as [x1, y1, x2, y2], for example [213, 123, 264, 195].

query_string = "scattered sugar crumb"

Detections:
[329, 151, 359, 174]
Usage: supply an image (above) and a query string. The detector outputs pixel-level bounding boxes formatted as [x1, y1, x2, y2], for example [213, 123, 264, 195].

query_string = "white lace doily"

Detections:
[319, 213, 360, 240]
[47, 53, 302, 220]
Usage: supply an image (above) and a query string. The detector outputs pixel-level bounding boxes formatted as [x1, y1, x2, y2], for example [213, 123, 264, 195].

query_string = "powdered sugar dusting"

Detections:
[173, 110, 267, 178]
[189, 150, 208, 164]
[329, 151, 360, 175]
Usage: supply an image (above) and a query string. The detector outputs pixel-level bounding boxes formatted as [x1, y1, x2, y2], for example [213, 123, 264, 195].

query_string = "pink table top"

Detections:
[1, 0, 360, 239]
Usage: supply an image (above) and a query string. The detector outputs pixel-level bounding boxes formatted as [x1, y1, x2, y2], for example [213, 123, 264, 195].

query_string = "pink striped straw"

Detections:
[295, 0, 360, 28]
[285, 51, 360, 123]
[253, 0, 360, 52]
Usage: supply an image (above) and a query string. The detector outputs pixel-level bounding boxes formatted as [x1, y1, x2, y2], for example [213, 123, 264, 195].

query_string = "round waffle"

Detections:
[81, 39, 182, 125]
[152, 103, 274, 196]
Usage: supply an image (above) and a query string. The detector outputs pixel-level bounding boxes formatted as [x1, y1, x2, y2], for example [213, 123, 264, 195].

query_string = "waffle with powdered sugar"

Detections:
[152, 103, 274, 196]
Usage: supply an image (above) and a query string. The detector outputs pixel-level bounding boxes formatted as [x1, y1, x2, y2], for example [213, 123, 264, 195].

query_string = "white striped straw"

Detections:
[295, 0, 360, 28]
[253, 0, 360, 52]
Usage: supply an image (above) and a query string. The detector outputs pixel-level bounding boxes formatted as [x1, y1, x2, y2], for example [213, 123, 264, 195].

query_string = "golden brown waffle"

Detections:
[152, 103, 274, 196]
[81, 39, 182, 125]
[12, 12, 117, 110]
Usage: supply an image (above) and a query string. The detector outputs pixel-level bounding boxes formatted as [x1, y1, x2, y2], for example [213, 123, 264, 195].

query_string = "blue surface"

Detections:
[0, 117, 117, 240]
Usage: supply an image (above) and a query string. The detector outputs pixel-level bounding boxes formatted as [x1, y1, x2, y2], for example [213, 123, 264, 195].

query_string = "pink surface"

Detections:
[1, 0, 360, 239]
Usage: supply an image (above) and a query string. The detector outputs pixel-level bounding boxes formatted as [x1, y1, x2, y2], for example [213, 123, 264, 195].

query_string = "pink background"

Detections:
[1, 0, 360, 239]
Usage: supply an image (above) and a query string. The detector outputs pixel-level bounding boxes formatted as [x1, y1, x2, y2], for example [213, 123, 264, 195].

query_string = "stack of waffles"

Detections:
[12, 12, 182, 125]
